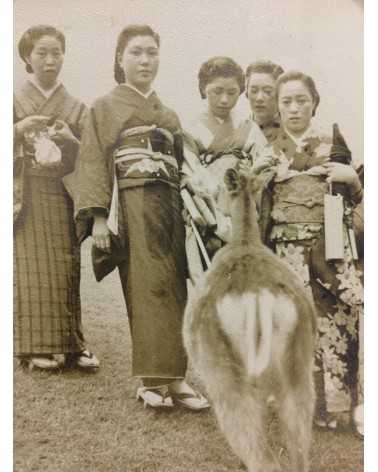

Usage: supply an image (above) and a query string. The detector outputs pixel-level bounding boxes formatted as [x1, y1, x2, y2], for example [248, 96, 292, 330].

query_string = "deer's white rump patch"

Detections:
[217, 290, 298, 377]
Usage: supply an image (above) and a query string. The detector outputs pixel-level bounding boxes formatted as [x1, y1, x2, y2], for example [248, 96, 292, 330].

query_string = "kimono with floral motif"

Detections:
[259, 125, 363, 415]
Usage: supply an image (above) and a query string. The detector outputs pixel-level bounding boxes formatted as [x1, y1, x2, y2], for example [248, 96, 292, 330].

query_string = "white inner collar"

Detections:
[29, 76, 60, 99]
[284, 124, 314, 147]
[123, 83, 154, 99]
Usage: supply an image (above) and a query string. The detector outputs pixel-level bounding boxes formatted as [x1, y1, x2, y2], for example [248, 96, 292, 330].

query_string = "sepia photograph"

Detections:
[10, 0, 367, 470]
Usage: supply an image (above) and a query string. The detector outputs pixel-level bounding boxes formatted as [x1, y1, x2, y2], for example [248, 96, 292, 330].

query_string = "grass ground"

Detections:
[14, 240, 363, 472]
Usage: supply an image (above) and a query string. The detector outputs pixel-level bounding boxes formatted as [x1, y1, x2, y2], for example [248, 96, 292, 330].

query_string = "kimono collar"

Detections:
[283, 123, 315, 148]
[122, 83, 155, 99]
[28, 76, 61, 99]
[207, 109, 237, 128]
[250, 112, 280, 130]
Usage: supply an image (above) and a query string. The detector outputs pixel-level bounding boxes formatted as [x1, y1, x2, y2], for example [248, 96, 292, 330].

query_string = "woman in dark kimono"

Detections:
[245, 60, 284, 144]
[182, 57, 267, 281]
[74, 24, 208, 410]
[257, 71, 363, 431]
[14, 25, 98, 370]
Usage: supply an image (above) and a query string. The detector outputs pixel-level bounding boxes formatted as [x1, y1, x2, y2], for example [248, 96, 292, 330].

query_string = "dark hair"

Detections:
[18, 25, 65, 73]
[114, 24, 160, 84]
[276, 70, 320, 116]
[198, 56, 245, 99]
[245, 60, 284, 97]
[246, 60, 284, 82]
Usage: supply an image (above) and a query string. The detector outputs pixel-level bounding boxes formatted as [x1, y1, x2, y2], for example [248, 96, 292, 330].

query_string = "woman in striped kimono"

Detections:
[74, 24, 208, 410]
[14, 25, 98, 370]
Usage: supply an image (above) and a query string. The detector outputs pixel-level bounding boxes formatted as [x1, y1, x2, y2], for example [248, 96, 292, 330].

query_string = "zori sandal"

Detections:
[75, 349, 100, 369]
[29, 355, 59, 370]
[136, 386, 174, 409]
[170, 391, 210, 411]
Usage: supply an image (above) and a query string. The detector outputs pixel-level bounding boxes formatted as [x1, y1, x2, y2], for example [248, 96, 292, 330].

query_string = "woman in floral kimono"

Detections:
[244, 60, 284, 143]
[14, 25, 98, 370]
[259, 70, 363, 431]
[182, 57, 267, 280]
[74, 24, 208, 410]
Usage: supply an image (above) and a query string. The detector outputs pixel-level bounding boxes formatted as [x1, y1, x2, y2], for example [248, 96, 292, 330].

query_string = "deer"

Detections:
[183, 163, 317, 472]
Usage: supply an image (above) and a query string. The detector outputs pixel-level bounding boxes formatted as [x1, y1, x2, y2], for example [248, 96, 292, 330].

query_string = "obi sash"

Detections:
[107, 125, 180, 234]
[271, 174, 329, 224]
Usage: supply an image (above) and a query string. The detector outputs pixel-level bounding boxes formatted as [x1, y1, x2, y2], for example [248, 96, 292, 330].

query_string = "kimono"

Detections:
[74, 85, 187, 380]
[260, 125, 363, 416]
[13, 81, 87, 356]
[182, 111, 267, 282]
[258, 118, 281, 144]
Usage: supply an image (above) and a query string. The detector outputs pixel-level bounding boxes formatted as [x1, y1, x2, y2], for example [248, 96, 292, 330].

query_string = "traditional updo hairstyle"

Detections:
[18, 25, 65, 73]
[198, 56, 245, 99]
[276, 70, 320, 116]
[114, 24, 160, 84]
[245, 60, 284, 97]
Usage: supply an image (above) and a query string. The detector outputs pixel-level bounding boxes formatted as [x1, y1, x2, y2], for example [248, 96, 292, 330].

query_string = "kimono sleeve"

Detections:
[74, 104, 113, 219]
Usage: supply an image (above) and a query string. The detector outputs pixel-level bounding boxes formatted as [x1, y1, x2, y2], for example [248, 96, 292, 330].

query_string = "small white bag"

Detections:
[34, 135, 62, 165]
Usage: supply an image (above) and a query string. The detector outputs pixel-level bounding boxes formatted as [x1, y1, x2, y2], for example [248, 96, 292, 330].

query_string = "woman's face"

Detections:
[205, 77, 241, 119]
[278, 79, 315, 136]
[119, 35, 159, 93]
[247, 72, 277, 126]
[26, 35, 64, 88]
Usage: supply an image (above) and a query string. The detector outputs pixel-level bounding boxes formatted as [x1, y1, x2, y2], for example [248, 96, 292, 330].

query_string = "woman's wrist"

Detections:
[349, 177, 363, 202]
[93, 208, 108, 222]
[350, 174, 362, 193]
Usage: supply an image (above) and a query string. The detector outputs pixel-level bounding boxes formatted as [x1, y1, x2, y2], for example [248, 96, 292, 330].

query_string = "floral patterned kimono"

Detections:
[260, 125, 363, 417]
[14, 80, 87, 356]
[182, 111, 267, 282]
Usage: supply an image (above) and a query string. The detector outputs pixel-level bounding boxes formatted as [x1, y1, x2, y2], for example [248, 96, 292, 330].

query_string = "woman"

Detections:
[182, 57, 267, 278]
[258, 71, 363, 431]
[74, 24, 208, 410]
[245, 60, 284, 143]
[14, 25, 98, 370]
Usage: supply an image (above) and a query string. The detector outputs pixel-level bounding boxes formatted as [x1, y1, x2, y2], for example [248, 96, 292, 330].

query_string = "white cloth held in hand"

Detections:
[34, 135, 62, 165]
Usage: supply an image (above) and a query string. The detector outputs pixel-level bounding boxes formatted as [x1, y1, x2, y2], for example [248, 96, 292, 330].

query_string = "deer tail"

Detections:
[245, 289, 274, 377]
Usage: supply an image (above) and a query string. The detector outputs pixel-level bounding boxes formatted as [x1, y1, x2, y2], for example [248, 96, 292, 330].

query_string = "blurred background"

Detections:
[14, 0, 363, 163]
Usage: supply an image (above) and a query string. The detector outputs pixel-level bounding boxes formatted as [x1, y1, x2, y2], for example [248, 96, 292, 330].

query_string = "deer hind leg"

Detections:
[278, 375, 315, 472]
[212, 390, 281, 472]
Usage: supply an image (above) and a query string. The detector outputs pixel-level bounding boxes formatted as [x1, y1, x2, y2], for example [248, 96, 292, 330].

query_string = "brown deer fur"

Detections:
[183, 166, 317, 472]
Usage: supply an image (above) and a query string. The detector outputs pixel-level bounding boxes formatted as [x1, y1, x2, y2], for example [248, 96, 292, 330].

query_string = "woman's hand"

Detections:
[15, 115, 49, 138]
[323, 162, 361, 192]
[50, 120, 79, 146]
[92, 215, 111, 252]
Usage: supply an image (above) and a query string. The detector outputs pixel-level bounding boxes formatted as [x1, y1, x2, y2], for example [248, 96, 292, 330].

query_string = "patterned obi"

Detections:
[271, 174, 329, 224]
[114, 125, 180, 189]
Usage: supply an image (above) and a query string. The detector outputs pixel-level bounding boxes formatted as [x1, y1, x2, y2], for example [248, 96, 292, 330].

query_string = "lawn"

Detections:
[14, 240, 363, 472]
